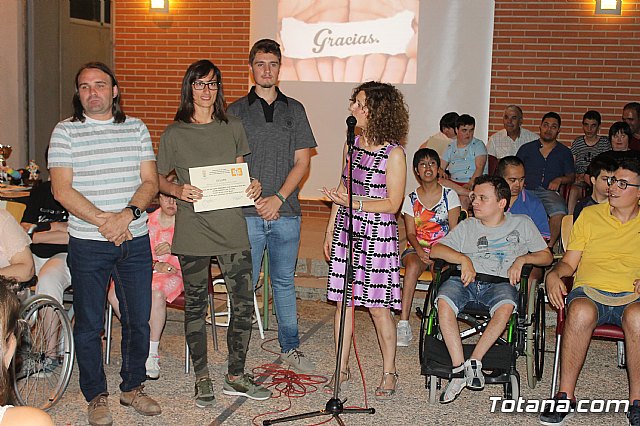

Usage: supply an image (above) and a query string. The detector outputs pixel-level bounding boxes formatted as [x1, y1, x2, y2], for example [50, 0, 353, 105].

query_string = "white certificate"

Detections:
[188, 163, 254, 213]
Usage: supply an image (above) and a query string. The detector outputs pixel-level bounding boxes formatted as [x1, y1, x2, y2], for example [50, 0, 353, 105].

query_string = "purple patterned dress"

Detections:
[327, 137, 402, 309]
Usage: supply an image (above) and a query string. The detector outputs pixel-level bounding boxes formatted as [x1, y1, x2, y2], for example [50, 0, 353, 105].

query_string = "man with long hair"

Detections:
[49, 62, 160, 426]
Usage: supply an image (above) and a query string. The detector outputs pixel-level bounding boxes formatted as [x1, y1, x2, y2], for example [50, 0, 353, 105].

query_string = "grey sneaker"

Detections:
[464, 359, 485, 390]
[145, 354, 160, 380]
[279, 348, 316, 373]
[223, 373, 272, 401]
[440, 377, 466, 404]
[35, 357, 60, 378]
[194, 377, 215, 408]
[396, 321, 413, 347]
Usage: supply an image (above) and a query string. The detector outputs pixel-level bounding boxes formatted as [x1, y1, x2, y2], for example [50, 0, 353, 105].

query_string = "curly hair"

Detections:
[0, 277, 20, 405]
[350, 81, 409, 146]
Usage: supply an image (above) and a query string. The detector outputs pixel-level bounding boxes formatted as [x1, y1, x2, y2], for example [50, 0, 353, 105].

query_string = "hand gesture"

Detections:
[154, 241, 172, 257]
[175, 184, 203, 203]
[545, 271, 568, 310]
[246, 178, 262, 200]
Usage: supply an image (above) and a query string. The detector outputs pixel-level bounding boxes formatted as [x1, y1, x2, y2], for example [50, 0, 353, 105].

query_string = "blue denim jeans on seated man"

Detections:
[68, 235, 152, 402]
[246, 216, 301, 353]
[435, 276, 518, 317]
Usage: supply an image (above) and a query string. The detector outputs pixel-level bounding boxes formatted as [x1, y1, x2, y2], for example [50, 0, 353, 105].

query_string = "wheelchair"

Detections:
[419, 260, 546, 403]
[11, 277, 75, 411]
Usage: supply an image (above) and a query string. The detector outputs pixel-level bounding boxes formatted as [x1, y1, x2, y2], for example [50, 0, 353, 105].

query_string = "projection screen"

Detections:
[249, 0, 495, 198]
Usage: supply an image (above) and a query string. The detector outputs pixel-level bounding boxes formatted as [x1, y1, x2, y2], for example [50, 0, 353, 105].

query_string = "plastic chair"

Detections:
[549, 276, 626, 398]
[211, 277, 265, 339]
[560, 214, 573, 252]
[488, 155, 499, 176]
[105, 267, 219, 374]
[2, 200, 26, 222]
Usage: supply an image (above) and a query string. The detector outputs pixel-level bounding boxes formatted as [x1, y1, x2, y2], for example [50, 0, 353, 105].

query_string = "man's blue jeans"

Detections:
[68, 235, 152, 402]
[246, 216, 301, 353]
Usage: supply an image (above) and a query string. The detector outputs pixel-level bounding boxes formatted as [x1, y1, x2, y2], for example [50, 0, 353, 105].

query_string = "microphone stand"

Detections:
[263, 116, 375, 425]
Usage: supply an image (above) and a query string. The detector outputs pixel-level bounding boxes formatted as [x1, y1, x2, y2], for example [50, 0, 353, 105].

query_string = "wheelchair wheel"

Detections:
[427, 375, 439, 404]
[504, 374, 520, 400]
[534, 287, 546, 380]
[525, 280, 538, 389]
[12, 295, 75, 411]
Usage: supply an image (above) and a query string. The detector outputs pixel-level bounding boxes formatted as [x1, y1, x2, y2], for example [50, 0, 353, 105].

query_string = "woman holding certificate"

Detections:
[156, 60, 271, 407]
[322, 81, 408, 400]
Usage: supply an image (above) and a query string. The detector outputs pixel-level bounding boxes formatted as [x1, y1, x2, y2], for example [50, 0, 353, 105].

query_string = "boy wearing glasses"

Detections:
[397, 148, 461, 347]
[572, 153, 617, 222]
[542, 156, 640, 426]
[429, 175, 552, 404]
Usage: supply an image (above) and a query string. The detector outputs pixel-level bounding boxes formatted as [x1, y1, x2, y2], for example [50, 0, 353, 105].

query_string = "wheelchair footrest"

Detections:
[421, 335, 514, 376]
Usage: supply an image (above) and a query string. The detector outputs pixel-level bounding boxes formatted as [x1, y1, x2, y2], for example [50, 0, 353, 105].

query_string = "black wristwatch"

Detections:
[125, 205, 142, 220]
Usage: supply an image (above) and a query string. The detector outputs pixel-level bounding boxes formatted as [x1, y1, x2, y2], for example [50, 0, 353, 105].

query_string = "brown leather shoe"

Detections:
[120, 385, 161, 416]
[88, 393, 113, 426]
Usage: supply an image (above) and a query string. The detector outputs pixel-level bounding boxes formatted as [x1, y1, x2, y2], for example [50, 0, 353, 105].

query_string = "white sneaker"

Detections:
[396, 321, 413, 347]
[145, 354, 160, 380]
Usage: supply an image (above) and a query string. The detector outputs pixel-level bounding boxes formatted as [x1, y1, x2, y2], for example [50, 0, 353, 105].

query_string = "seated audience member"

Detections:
[573, 153, 617, 222]
[20, 170, 70, 376]
[397, 148, 461, 347]
[568, 110, 611, 214]
[441, 114, 488, 208]
[498, 156, 550, 240]
[0, 210, 34, 282]
[420, 112, 459, 159]
[430, 175, 552, 403]
[622, 102, 640, 151]
[609, 121, 634, 153]
[487, 105, 538, 159]
[0, 277, 54, 426]
[108, 181, 183, 380]
[541, 155, 640, 426]
[516, 112, 575, 250]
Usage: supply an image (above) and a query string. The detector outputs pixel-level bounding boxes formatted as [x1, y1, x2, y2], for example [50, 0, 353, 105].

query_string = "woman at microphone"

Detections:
[322, 81, 408, 400]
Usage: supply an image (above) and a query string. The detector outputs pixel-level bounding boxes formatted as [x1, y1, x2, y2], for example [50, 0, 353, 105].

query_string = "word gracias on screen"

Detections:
[313, 29, 378, 53]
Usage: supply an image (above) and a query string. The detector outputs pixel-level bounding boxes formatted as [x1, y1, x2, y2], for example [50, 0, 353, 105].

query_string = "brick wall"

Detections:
[113, 1, 251, 149]
[113, 1, 640, 217]
[490, 0, 640, 144]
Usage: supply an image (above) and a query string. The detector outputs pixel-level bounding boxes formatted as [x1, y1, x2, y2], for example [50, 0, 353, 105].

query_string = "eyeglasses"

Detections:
[468, 193, 493, 203]
[607, 176, 640, 190]
[192, 80, 220, 91]
[417, 161, 438, 169]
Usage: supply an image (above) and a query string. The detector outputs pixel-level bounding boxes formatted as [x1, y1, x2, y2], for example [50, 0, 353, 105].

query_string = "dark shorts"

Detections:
[435, 276, 518, 317]
[566, 286, 640, 327]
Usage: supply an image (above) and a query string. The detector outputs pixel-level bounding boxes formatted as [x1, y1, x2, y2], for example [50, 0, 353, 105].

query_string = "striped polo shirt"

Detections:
[48, 115, 156, 241]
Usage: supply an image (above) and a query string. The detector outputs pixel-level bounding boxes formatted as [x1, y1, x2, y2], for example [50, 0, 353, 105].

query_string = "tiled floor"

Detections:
[47, 299, 631, 426]
[43, 217, 632, 425]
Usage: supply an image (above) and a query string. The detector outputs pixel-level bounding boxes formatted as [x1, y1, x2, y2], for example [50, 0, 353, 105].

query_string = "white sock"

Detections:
[398, 320, 409, 326]
[149, 341, 159, 355]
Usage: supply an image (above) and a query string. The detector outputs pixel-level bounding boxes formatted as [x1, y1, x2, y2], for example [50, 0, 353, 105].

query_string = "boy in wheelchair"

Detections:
[430, 175, 552, 403]
[543, 155, 640, 426]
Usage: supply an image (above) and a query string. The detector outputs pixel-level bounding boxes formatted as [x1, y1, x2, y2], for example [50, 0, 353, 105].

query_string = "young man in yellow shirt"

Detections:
[542, 155, 640, 426]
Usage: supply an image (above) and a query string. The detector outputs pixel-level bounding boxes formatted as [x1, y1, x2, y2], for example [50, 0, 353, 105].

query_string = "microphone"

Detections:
[346, 116, 357, 146]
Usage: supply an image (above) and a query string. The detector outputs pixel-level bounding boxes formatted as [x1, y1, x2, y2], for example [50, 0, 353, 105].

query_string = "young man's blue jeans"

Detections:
[68, 235, 152, 402]
[245, 216, 301, 353]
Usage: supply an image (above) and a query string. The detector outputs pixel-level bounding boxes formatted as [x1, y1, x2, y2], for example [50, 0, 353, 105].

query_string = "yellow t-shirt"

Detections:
[568, 202, 640, 293]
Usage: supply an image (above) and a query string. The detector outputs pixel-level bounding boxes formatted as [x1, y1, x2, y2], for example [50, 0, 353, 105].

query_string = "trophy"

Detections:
[0, 144, 12, 184]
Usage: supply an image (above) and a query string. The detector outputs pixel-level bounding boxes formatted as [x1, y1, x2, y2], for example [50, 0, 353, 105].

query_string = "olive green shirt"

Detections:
[157, 117, 251, 256]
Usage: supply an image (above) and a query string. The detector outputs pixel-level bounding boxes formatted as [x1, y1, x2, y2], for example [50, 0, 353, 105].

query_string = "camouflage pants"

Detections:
[178, 250, 254, 378]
